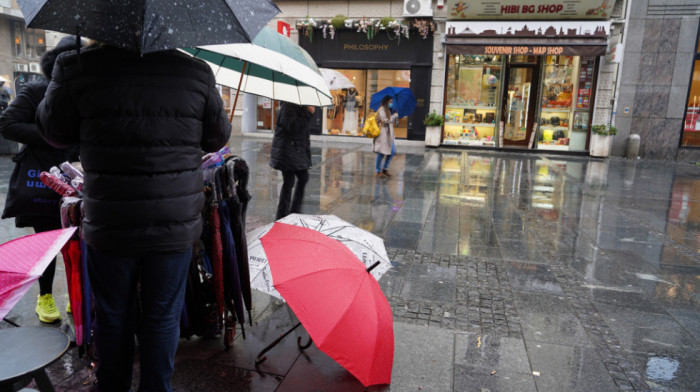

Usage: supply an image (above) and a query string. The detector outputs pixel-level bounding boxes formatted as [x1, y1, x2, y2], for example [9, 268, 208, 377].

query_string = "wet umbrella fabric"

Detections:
[61, 239, 83, 345]
[0, 227, 77, 320]
[17, 0, 280, 54]
[182, 27, 332, 107]
[260, 223, 394, 386]
[247, 214, 392, 300]
[320, 68, 355, 90]
[369, 86, 417, 119]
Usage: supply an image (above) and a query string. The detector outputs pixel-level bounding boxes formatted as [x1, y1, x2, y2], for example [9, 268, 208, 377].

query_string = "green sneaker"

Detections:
[36, 294, 61, 323]
[66, 301, 72, 314]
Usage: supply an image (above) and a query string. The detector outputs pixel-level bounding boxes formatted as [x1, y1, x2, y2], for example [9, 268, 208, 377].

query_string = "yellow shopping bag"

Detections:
[363, 114, 381, 138]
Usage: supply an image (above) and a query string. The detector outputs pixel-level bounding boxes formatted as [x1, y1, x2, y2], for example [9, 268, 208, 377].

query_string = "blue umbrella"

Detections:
[369, 87, 417, 118]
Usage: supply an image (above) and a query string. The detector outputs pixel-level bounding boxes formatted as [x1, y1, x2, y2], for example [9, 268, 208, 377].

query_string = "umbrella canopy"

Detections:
[247, 214, 392, 300]
[261, 223, 393, 387]
[17, 0, 280, 54]
[320, 68, 355, 91]
[0, 227, 77, 320]
[369, 86, 418, 118]
[182, 28, 332, 107]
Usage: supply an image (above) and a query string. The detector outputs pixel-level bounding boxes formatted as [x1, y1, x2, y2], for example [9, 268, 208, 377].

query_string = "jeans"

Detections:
[87, 245, 193, 392]
[375, 142, 396, 173]
[276, 169, 309, 220]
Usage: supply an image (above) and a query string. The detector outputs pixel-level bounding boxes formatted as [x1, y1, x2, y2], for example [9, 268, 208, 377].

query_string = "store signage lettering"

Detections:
[484, 46, 563, 55]
[343, 44, 390, 51]
[447, 0, 614, 20]
[500, 4, 564, 14]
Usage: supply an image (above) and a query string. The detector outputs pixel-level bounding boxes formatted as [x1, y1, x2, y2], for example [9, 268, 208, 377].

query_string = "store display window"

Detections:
[536, 55, 594, 152]
[681, 33, 700, 146]
[444, 55, 502, 146]
[323, 69, 409, 138]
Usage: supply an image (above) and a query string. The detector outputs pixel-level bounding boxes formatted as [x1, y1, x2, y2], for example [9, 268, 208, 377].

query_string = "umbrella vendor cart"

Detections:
[39, 150, 255, 351]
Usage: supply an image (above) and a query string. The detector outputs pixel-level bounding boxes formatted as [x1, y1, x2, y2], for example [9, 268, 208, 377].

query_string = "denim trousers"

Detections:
[375, 141, 396, 172]
[86, 245, 192, 392]
[276, 169, 309, 220]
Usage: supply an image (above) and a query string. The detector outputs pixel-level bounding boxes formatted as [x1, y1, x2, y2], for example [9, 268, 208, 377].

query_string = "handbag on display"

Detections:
[2, 147, 62, 219]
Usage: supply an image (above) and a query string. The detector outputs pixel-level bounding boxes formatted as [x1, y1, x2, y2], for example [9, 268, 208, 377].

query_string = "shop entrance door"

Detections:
[501, 64, 539, 148]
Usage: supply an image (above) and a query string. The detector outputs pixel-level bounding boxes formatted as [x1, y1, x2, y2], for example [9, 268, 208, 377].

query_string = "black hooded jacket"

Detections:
[0, 36, 79, 228]
[37, 45, 231, 255]
[270, 102, 313, 172]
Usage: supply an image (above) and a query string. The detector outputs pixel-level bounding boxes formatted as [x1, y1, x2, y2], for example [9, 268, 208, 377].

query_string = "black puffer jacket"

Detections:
[270, 102, 313, 172]
[0, 79, 78, 228]
[37, 45, 231, 255]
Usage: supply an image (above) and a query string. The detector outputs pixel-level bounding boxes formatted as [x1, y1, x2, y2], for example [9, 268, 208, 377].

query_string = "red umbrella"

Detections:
[61, 239, 83, 345]
[0, 227, 77, 320]
[260, 222, 394, 387]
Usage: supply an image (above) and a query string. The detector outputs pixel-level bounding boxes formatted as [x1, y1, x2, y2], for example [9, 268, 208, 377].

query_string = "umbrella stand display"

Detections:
[255, 260, 382, 366]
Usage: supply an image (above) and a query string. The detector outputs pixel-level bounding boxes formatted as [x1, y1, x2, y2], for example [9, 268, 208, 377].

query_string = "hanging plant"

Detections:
[331, 15, 346, 30]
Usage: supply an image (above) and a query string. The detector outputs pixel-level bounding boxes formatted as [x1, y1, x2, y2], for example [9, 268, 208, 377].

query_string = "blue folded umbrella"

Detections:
[369, 87, 417, 119]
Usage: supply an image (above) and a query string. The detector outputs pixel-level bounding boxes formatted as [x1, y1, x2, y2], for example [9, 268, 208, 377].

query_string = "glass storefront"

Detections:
[681, 37, 700, 147]
[323, 69, 410, 139]
[443, 54, 598, 151]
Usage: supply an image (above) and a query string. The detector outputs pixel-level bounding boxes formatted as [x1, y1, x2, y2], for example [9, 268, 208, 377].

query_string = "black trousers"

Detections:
[276, 170, 309, 220]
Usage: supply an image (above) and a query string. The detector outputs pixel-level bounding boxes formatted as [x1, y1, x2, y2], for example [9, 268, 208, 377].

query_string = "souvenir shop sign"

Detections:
[447, 0, 615, 20]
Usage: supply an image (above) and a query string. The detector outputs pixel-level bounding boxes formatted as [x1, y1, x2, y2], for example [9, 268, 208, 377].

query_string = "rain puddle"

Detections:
[646, 356, 679, 382]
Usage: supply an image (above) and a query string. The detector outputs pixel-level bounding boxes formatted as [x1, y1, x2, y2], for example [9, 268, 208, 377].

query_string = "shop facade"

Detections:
[440, 0, 618, 153]
[298, 29, 434, 141]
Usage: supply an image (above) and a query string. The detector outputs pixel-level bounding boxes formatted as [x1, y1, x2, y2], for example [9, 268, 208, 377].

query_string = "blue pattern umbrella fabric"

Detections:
[17, 0, 280, 54]
[369, 87, 417, 119]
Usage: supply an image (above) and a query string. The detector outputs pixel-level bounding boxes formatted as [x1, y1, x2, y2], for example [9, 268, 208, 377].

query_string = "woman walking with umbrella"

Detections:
[374, 96, 399, 178]
[271, 102, 316, 219]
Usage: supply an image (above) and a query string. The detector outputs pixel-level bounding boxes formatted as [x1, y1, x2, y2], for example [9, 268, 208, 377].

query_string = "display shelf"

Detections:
[446, 122, 496, 127]
[443, 140, 497, 146]
[539, 126, 570, 131]
[445, 105, 498, 110]
[538, 144, 570, 151]
[541, 108, 571, 113]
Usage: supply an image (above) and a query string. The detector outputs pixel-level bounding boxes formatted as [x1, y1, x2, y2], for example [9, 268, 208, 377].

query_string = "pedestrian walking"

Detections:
[373, 96, 399, 178]
[37, 43, 231, 392]
[270, 102, 315, 220]
[0, 36, 80, 323]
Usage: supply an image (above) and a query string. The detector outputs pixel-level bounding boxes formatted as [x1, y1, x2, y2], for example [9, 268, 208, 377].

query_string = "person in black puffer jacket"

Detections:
[37, 44, 231, 391]
[270, 102, 315, 220]
[0, 36, 80, 324]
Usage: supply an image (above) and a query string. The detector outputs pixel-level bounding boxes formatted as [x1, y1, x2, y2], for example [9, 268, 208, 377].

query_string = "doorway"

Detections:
[501, 63, 540, 148]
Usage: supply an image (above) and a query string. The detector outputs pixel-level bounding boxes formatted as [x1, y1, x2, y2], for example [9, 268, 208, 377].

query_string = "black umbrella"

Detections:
[17, 0, 280, 54]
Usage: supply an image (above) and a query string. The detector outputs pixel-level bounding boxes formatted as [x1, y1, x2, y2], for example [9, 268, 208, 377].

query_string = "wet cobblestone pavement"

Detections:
[2, 134, 699, 391]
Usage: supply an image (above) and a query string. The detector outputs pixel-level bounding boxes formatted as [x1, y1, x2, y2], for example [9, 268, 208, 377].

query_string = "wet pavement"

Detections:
[2, 134, 699, 391]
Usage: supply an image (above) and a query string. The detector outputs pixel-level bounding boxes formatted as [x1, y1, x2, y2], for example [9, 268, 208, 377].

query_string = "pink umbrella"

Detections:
[0, 228, 77, 320]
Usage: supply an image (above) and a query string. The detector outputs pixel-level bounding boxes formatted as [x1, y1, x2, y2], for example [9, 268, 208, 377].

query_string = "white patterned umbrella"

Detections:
[247, 214, 392, 299]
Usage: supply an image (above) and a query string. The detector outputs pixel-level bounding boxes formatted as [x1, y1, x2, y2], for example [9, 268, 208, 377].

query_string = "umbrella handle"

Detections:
[255, 321, 304, 366]
[367, 261, 381, 273]
[297, 335, 313, 350]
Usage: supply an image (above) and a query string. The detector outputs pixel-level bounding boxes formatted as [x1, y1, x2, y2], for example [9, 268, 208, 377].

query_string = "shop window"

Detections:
[536, 55, 594, 152]
[443, 55, 502, 146]
[323, 69, 409, 138]
[11, 21, 22, 57]
[25, 29, 46, 59]
[681, 33, 700, 147]
[256, 97, 280, 131]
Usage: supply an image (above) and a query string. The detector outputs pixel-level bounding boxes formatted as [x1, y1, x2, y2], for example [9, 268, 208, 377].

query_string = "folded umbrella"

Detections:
[369, 86, 417, 119]
[259, 223, 394, 387]
[17, 0, 280, 55]
[0, 227, 78, 321]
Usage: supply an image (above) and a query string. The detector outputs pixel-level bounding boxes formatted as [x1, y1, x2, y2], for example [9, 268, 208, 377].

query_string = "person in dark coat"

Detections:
[270, 102, 315, 220]
[37, 43, 231, 392]
[0, 36, 80, 323]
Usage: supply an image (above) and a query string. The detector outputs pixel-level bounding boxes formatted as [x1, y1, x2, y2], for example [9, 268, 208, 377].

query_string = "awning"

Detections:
[445, 21, 611, 57]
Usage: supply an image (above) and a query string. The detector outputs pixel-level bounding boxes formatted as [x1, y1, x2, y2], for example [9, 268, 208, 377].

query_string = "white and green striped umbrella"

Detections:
[182, 28, 332, 107]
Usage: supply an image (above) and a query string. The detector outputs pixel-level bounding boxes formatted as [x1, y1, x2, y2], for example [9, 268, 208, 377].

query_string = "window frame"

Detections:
[680, 26, 700, 148]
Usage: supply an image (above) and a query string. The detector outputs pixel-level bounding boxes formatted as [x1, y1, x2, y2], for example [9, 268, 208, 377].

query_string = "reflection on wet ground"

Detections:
[1, 135, 699, 391]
